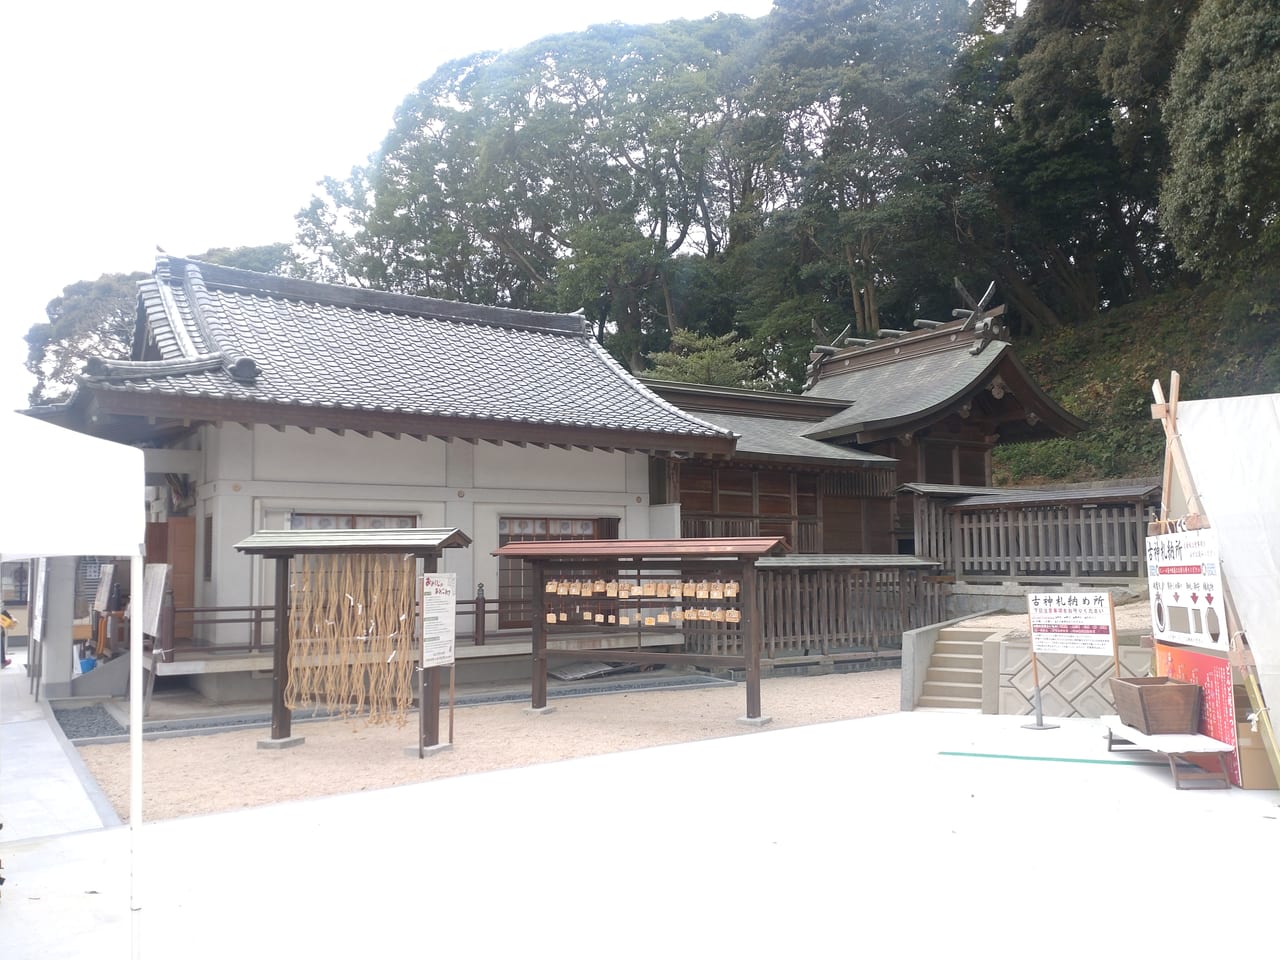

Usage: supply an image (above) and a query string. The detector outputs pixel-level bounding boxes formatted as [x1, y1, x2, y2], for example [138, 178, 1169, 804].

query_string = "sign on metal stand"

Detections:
[1024, 592, 1118, 730]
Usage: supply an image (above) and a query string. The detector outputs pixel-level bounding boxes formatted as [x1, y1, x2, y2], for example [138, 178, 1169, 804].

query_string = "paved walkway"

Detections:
[2, 648, 1278, 959]
[0, 647, 117, 844]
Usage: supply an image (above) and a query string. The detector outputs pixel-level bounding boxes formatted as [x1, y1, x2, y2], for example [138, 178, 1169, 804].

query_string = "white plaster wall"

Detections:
[193, 425, 668, 647]
[253, 427, 447, 486]
[474, 444, 626, 491]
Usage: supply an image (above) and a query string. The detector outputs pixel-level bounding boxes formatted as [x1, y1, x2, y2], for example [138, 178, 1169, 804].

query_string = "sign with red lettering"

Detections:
[1026, 592, 1115, 656]
[1145, 530, 1225, 649]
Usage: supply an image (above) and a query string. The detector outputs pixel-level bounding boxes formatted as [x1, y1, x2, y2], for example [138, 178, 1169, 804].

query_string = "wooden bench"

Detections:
[1102, 715, 1233, 789]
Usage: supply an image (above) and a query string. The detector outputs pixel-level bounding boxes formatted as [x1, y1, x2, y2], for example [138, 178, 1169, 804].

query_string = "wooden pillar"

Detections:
[422, 552, 442, 748]
[743, 560, 762, 719]
[270, 555, 291, 740]
[531, 560, 548, 709]
[423, 667, 441, 748]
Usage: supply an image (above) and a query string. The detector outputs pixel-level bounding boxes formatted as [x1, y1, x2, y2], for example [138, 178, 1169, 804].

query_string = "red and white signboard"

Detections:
[1026, 592, 1116, 656]
[1145, 529, 1225, 650]
[420, 573, 457, 668]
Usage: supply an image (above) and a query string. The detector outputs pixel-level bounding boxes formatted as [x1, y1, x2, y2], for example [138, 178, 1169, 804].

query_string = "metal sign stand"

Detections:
[1023, 651, 1059, 731]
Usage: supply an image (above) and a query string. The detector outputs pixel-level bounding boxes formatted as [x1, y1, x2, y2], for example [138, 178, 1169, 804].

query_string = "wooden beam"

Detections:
[1152, 372, 1203, 521]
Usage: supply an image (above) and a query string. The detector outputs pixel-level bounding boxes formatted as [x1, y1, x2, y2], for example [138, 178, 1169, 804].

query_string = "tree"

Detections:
[1160, 0, 1280, 278]
[25, 244, 297, 405]
[26, 272, 144, 405]
[296, 17, 765, 371]
[645, 328, 762, 387]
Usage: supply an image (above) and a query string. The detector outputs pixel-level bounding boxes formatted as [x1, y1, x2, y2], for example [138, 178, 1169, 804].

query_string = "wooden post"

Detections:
[423, 667, 441, 748]
[744, 560, 762, 719]
[1109, 592, 1122, 679]
[474, 583, 486, 646]
[270, 555, 291, 741]
[422, 555, 442, 749]
[531, 560, 548, 709]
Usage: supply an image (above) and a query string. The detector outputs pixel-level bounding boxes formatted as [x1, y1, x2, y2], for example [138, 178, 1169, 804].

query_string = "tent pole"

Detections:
[129, 550, 144, 959]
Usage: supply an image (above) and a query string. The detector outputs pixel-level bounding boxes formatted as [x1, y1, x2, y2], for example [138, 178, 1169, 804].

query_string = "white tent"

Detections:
[1, 410, 146, 562]
[0, 409, 146, 956]
[1177, 394, 1280, 709]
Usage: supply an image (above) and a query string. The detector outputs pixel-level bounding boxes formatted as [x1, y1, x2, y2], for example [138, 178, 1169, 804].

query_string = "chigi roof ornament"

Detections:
[951, 278, 1007, 355]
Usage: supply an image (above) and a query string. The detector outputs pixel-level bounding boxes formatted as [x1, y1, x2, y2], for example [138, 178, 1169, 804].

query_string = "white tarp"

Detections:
[0, 410, 145, 561]
[1176, 394, 1280, 708]
[0, 408, 147, 958]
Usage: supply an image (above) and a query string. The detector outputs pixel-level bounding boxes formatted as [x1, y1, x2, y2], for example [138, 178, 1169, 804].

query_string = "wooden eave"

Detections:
[235, 527, 472, 558]
[493, 537, 790, 561]
[646, 380, 849, 421]
[677, 450, 896, 472]
[82, 387, 737, 457]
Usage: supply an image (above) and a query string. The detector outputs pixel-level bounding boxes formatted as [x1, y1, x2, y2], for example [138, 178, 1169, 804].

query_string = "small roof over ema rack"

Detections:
[235, 527, 472, 558]
[493, 537, 789, 562]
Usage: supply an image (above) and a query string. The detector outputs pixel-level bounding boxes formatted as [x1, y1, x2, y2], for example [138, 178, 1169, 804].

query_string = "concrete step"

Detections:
[922, 680, 981, 700]
[932, 653, 982, 670]
[935, 638, 983, 652]
[937, 627, 994, 643]
[927, 666, 982, 685]
[917, 695, 982, 710]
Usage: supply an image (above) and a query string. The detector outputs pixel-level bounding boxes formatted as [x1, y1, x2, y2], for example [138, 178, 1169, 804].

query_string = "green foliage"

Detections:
[26, 272, 145, 404]
[195, 243, 304, 277]
[1160, 0, 1280, 279]
[994, 282, 1280, 483]
[646, 329, 763, 388]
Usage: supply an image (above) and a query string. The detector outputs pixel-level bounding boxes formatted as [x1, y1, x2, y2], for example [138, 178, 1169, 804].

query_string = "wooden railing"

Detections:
[681, 564, 946, 659]
[954, 504, 1147, 579]
[153, 564, 943, 664]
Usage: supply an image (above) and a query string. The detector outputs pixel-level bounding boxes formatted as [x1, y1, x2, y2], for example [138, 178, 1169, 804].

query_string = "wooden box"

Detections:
[1109, 677, 1201, 735]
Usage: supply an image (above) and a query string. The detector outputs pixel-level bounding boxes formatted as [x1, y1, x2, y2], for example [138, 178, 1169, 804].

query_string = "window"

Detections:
[497, 516, 619, 627]
[288, 513, 416, 530]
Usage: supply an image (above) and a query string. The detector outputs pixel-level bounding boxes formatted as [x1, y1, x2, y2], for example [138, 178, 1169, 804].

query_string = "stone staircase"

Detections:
[917, 628, 986, 710]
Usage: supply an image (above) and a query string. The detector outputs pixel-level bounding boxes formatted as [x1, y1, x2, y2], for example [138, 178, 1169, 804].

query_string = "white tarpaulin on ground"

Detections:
[0, 410, 145, 561]
[1177, 394, 1280, 708]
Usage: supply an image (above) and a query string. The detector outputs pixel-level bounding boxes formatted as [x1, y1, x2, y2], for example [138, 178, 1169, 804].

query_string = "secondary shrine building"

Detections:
[34, 255, 1083, 689]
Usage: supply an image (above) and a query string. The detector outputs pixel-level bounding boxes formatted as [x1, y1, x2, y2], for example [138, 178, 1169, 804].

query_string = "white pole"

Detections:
[129, 552, 144, 958]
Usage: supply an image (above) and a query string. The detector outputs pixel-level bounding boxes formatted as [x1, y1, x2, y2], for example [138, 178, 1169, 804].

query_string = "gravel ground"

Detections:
[52, 704, 126, 739]
[78, 668, 903, 822]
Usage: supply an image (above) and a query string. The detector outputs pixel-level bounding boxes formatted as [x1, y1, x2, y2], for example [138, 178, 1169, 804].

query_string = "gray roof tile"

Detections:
[689, 411, 895, 466]
[102, 257, 733, 445]
[802, 343, 1008, 440]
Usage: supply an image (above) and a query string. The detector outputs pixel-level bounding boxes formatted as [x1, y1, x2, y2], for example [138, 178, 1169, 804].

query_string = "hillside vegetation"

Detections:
[994, 277, 1280, 484]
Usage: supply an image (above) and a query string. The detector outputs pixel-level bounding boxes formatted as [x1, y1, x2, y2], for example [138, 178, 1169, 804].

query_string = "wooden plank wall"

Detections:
[953, 503, 1146, 578]
[682, 567, 945, 659]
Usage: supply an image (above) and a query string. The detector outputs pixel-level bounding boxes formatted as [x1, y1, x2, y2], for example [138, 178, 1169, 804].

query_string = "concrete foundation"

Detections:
[946, 579, 1147, 618]
[256, 736, 305, 750]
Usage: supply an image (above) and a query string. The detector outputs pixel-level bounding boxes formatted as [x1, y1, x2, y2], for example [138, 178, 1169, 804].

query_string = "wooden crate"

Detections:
[1109, 677, 1201, 735]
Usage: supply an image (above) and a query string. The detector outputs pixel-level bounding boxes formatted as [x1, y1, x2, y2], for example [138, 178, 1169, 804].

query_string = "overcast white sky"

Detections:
[0, 0, 775, 413]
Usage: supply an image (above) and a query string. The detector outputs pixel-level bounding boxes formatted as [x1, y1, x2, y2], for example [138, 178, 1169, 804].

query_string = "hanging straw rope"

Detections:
[285, 552, 416, 726]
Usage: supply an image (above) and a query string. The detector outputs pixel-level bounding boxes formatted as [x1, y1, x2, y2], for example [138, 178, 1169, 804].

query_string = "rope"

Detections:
[285, 553, 416, 726]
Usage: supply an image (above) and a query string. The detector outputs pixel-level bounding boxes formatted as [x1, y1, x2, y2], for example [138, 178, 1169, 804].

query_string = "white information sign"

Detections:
[1145, 528, 1225, 649]
[420, 573, 457, 668]
[1026, 592, 1115, 656]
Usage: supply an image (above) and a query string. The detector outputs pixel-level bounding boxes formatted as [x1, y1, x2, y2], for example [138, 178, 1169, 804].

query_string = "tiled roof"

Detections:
[946, 482, 1160, 509]
[92, 257, 734, 451]
[802, 342, 1009, 440]
[687, 411, 895, 467]
[234, 527, 473, 557]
